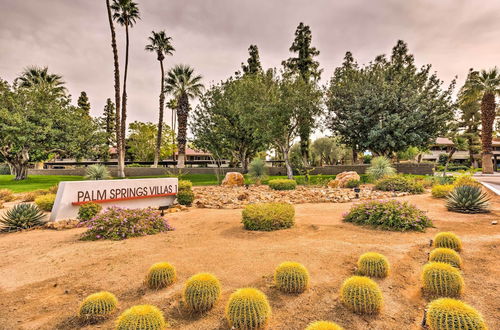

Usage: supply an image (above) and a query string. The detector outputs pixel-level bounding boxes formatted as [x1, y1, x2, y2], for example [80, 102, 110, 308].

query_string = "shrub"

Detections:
[431, 184, 454, 198]
[21, 189, 49, 202]
[268, 179, 297, 190]
[426, 298, 487, 330]
[242, 203, 295, 231]
[357, 252, 390, 278]
[274, 261, 309, 294]
[446, 185, 489, 214]
[0, 203, 46, 232]
[0, 189, 15, 202]
[78, 291, 118, 321]
[248, 158, 268, 184]
[183, 273, 221, 312]
[48, 184, 59, 194]
[34, 194, 56, 212]
[146, 262, 176, 289]
[77, 203, 102, 221]
[225, 288, 271, 329]
[422, 262, 464, 297]
[306, 321, 344, 330]
[374, 175, 424, 194]
[346, 179, 361, 188]
[366, 156, 395, 180]
[116, 305, 167, 330]
[80, 207, 173, 241]
[178, 179, 193, 191]
[84, 164, 111, 180]
[429, 248, 462, 269]
[340, 276, 383, 314]
[177, 190, 194, 206]
[453, 174, 480, 187]
[0, 163, 10, 175]
[343, 200, 432, 232]
[433, 232, 462, 252]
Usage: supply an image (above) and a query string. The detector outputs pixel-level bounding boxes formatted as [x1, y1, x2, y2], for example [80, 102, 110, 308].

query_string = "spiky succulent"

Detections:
[183, 273, 221, 312]
[115, 305, 167, 330]
[84, 164, 111, 180]
[426, 298, 487, 330]
[274, 261, 310, 294]
[422, 262, 464, 297]
[446, 185, 489, 214]
[225, 288, 271, 329]
[146, 262, 176, 290]
[429, 248, 462, 268]
[357, 252, 390, 278]
[306, 320, 344, 330]
[78, 291, 118, 320]
[340, 276, 383, 314]
[433, 232, 462, 252]
[0, 203, 46, 232]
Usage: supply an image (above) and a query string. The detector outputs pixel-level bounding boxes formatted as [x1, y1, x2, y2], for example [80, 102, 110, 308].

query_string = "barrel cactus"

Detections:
[78, 291, 118, 320]
[356, 252, 390, 278]
[422, 262, 464, 297]
[306, 320, 344, 330]
[274, 261, 310, 294]
[433, 232, 462, 252]
[426, 298, 487, 330]
[116, 304, 167, 330]
[225, 288, 271, 329]
[340, 276, 383, 314]
[146, 262, 176, 289]
[429, 248, 462, 268]
[183, 273, 221, 312]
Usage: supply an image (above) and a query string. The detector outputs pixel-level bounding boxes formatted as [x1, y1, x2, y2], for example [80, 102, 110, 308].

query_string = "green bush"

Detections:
[78, 203, 102, 221]
[242, 203, 295, 231]
[84, 164, 111, 180]
[453, 174, 481, 187]
[34, 193, 56, 212]
[183, 273, 221, 312]
[248, 158, 268, 184]
[366, 156, 395, 180]
[446, 185, 489, 214]
[431, 184, 454, 198]
[0, 163, 10, 175]
[374, 175, 424, 194]
[343, 200, 432, 231]
[177, 180, 194, 206]
[21, 189, 49, 202]
[274, 261, 309, 293]
[178, 180, 193, 191]
[78, 291, 118, 321]
[225, 288, 271, 329]
[340, 276, 383, 314]
[268, 179, 297, 190]
[426, 298, 487, 330]
[116, 305, 167, 330]
[346, 179, 361, 188]
[0, 203, 46, 232]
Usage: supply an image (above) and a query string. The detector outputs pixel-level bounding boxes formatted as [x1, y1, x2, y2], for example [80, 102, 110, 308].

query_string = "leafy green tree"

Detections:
[102, 98, 116, 146]
[165, 65, 204, 168]
[326, 41, 455, 159]
[126, 121, 174, 162]
[310, 137, 351, 166]
[15, 66, 66, 96]
[145, 30, 175, 168]
[241, 45, 262, 75]
[77, 91, 91, 115]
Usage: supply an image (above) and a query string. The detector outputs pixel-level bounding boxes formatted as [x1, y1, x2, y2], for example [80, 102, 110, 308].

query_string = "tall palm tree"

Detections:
[145, 31, 175, 168]
[105, 0, 123, 177]
[16, 66, 66, 95]
[462, 67, 500, 173]
[111, 0, 140, 176]
[165, 65, 203, 168]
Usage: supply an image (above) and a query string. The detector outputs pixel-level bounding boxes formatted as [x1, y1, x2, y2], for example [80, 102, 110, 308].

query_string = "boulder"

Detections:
[221, 172, 245, 187]
[328, 171, 360, 188]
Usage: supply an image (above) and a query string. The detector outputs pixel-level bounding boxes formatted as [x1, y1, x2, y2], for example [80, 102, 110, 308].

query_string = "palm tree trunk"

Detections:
[153, 59, 165, 168]
[176, 93, 189, 168]
[118, 22, 131, 178]
[106, 0, 123, 178]
[481, 92, 496, 174]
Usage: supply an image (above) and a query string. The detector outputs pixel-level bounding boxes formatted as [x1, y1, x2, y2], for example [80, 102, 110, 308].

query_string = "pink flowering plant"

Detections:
[343, 199, 432, 231]
[80, 207, 173, 240]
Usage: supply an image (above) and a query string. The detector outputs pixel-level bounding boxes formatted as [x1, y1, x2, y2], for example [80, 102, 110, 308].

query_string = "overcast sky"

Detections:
[1, 0, 499, 127]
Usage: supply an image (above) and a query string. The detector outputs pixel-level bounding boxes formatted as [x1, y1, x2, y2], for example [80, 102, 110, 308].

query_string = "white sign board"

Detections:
[49, 178, 178, 221]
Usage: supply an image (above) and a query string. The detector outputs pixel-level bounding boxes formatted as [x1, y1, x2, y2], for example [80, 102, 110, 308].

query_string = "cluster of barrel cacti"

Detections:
[225, 287, 272, 329]
[356, 252, 390, 278]
[274, 261, 310, 293]
[340, 276, 383, 314]
[183, 272, 221, 312]
[146, 262, 176, 289]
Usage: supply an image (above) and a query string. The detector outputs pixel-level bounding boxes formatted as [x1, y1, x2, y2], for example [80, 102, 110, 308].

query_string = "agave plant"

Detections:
[446, 185, 490, 214]
[0, 203, 46, 232]
[84, 164, 111, 180]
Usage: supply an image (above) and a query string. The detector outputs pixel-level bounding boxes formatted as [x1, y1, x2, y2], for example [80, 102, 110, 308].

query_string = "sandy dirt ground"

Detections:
[0, 193, 498, 330]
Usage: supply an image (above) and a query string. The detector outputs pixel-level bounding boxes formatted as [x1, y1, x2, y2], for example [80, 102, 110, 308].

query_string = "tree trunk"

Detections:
[481, 92, 496, 174]
[1, 148, 30, 180]
[153, 59, 165, 168]
[176, 93, 189, 168]
[281, 145, 293, 179]
[106, 0, 123, 177]
[118, 22, 131, 178]
[352, 148, 358, 164]
[443, 148, 456, 177]
[240, 149, 248, 173]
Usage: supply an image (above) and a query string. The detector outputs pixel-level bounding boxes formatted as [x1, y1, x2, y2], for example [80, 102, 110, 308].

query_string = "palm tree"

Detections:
[111, 0, 140, 176]
[145, 31, 175, 168]
[105, 0, 123, 177]
[462, 67, 500, 173]
[165, 65, 204, 168]
[16, 66, 66, 95]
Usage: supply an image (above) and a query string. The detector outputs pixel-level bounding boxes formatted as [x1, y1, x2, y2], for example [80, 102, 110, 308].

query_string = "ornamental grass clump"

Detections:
[374, 175, 424, 194]
[225, 288, 271, 329]
[422, 262, 464, 297]
[306, 321, 344, 330]
[183, 273, 221, 312]
[0, 189, 15, 202]
[433, 232, 462, 252]
[274, 262, 310, 294]
[34, 193, 56, 212]
[446, 185, 490, 214]
[77, 202, 102, 221]
[242, 202, 295, 231]
[340, 276, 383, 314]
[146, 262, 176, 290]
[78, 291, 118, 321]
[21, 189, 49, 202]
[0, 203, 46, 232]
[268, 179, 297, 190]
[116, 304, 167, 330]
[425, 298, 487, 330]
[84, 164, 111, 180]
[429, 248, 462, 268]
[248, 158, 268, 185]
[80, 207, 173, 241]
[357, 252, 390, 278]
[343, 200, 432, 232]
[366, 156, 395, 180]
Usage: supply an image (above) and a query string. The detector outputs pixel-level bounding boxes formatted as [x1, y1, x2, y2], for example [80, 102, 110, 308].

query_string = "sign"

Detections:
[49, 178, 178, 221]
